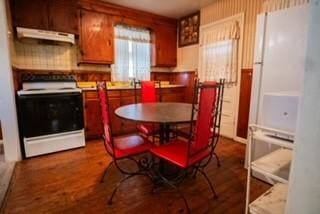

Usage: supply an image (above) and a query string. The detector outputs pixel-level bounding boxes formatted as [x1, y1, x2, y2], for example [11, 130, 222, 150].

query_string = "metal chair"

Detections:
[97, 81, 154, 205]
[175, 79, 225, 167]
[149, 79, 223, 212]
[134, 80, 162, 142]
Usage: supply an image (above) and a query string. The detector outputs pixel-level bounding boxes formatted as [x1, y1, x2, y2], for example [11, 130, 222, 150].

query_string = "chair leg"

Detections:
[167, 182, 190, 213]
[197, 169, 218, 199]
[108, 173, 153, 205]
[157, 173, 190, 213]
[192, 167, 199, 179]
[214, 153, 221, 167]
[101, 161, 114, 183]
[108, 174, 135, 205]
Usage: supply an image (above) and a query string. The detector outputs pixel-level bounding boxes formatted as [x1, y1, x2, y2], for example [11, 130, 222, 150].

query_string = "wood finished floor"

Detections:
[1, 137, 269, 214]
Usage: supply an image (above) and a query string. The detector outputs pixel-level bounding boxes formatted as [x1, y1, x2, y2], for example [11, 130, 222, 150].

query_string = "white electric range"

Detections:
[17, 74, 85, 158]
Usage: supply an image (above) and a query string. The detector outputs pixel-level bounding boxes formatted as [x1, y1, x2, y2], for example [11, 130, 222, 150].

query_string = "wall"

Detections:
[12, 41, 110, 71]
[0, 0, 21, 161]
[176, 0, 310, 72]
[12, 38, 172, 73]
[286, 0, 320, 213]
[262, 0, 310, 12]
[10, 0, 175, 74]
[176, 0, 264, 72]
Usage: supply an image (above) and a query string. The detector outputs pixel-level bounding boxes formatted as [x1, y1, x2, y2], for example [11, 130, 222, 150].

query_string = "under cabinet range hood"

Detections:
[16, 27, 75, 44]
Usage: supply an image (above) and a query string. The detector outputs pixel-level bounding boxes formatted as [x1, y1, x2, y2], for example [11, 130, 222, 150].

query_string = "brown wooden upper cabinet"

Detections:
[79, 10, 114, 65]
[11, 0, 78, 34]
[153, 24, 177, 67]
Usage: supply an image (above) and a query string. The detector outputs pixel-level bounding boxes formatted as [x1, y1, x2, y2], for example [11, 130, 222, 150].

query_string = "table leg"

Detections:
[165, 124, 170, 142]
[159, 124, 165, 145]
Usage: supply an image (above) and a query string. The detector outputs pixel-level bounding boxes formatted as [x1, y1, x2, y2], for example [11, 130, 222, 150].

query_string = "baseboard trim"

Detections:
[234, 136, 247, 144]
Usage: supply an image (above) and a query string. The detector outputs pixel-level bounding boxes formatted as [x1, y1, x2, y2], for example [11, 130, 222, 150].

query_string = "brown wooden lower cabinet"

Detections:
[108, 97, 121, 135]
[83, 92, 104, 140]
[83, 87, 185, 139]
[161, 88, 184, 102]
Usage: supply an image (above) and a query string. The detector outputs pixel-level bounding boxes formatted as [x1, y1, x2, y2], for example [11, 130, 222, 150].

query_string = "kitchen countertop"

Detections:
[78, 82, 185, 91]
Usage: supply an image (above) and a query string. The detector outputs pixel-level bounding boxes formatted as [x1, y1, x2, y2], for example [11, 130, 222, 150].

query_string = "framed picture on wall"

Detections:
[178, 11, 200, 47]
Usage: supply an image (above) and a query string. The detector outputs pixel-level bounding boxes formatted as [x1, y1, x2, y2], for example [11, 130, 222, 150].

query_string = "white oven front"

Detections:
[23, 130, 85, 158]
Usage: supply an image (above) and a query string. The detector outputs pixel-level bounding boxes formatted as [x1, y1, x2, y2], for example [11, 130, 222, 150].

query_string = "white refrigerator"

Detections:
[247, 5, 309, 182]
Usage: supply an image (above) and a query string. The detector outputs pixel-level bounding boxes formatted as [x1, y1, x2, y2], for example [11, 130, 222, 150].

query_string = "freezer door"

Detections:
[257, 4, 309, 123]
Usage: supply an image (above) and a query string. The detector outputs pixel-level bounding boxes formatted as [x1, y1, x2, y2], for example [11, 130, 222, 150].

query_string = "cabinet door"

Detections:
[153, 24, 177, 67]
[84, 98, 103, 139]
[108, 98, 121, 135]
[120, 95, 136, 134]
[11, 0, 49, 30]
[161, 88, 184, 102]
[48, 0, 78, 34]
[79, 10, 114, 64]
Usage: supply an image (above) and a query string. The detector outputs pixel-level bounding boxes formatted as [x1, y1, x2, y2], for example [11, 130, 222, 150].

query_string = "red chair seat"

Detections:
[150, 139, 211, 168]
[114, 135, 153, 159]
[137, 124, 159, 136]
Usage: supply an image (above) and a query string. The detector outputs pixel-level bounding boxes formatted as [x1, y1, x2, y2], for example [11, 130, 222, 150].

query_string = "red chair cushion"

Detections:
[150, 140, 211, 168]
[137, 124, 159, 136]
[114, 135, 153, 159]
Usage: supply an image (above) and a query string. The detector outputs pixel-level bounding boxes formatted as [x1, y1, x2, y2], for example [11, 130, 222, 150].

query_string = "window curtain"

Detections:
[112, 25, 151, 81]
[262, 0, 309, 12]
[199, 21, 240, 83]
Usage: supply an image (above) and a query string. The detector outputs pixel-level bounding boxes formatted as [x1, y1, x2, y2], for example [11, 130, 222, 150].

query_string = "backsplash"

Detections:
[11, 40, 173, 73]
[12, 40, 110, 72]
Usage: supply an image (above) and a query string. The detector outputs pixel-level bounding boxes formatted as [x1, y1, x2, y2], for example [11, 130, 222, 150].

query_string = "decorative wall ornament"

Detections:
[178, 12, 200, 47]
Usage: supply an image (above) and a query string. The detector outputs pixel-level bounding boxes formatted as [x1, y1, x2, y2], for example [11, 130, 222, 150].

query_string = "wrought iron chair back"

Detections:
[188, 80, 217, 156]
[187, 78, 225, 166]
[97, 81, 115, 157]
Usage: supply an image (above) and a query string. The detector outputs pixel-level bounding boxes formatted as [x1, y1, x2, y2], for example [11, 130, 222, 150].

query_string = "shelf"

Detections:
[249, 183, 288, 214]
[252, 148, 292, 183]
[252, 130, 294, 149]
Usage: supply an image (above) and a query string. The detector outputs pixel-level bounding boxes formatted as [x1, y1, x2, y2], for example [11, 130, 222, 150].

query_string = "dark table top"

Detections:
[115, 102, 193, 124]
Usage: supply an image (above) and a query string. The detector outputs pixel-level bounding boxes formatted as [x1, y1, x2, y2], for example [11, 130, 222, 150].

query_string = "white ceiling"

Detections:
[102, 0, 216, 19]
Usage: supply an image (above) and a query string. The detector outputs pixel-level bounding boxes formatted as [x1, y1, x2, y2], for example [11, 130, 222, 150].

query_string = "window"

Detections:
[112, 25, 151, 81]
[200, 39, 238, 82]
[199, 21, 240, 83]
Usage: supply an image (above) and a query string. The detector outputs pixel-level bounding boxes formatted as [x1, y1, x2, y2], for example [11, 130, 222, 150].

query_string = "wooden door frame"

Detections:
[198, 13, 245, 143]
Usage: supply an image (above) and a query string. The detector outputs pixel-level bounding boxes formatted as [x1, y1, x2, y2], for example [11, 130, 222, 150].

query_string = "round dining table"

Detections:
[115, 102, 193, 144]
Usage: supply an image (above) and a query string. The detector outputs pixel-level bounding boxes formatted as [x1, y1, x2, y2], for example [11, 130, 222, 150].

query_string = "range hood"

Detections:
[16, 27, 75, 44]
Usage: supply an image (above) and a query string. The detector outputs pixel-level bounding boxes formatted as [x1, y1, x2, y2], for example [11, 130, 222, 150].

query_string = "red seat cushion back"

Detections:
[97, 82, 113, 155]
[192, 82, 217, 155]
[141, 81, 156, 103]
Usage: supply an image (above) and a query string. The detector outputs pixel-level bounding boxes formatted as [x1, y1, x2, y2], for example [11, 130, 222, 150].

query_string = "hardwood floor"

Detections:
[1, 137, 269, 213]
